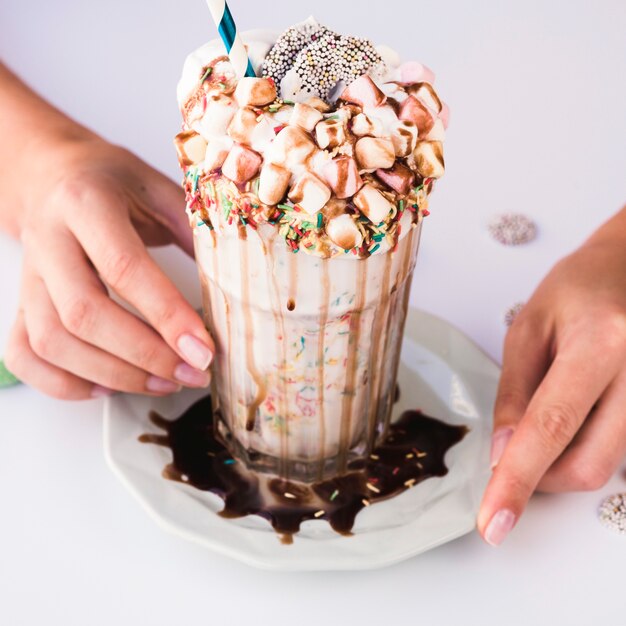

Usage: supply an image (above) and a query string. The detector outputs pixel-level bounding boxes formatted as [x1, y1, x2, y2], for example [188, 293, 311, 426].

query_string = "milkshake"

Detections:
[175, 18, 447, 482]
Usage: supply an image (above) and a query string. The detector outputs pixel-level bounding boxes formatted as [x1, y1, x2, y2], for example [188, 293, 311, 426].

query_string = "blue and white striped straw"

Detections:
[205, 0, 256, 78]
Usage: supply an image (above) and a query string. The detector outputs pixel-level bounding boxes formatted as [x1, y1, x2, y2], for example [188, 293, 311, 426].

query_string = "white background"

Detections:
[1, 0, 625, 624]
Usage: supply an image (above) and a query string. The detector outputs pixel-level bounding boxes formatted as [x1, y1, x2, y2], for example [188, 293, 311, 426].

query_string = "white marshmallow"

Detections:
[271, 104, 294, 125]
[203, 136, 232, 171]
[315, 119, 346, 150]
[227, 107, 260, 144]
[305, 96, 331, 112]
[174, 131, 207, 166]
[234, 77, 277, 107]
[227, 108, 276, 153]
[265, 126, 316, 171]
[325, 214, 363, 250]
[353, 184, 394, 224]
[288, 172, 331, 215]
[351, 113, 375, 136]
[413, 141, 445, 179]
[424, 118, 446, 142]
[258, 163, 291, 206]
[197, 94, 237, 140]
[355, 137, 395, 170]
[409, 82, 443, 113]
[391, 121, 418, 157]
[363, 104, 399, 138]
[290, 102, 324, 132]
[375, 44, 401, 69]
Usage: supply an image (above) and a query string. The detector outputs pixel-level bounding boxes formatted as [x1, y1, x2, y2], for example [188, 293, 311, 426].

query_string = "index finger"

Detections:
[477, 329, 623, 545]
[67, 183, 213, 370]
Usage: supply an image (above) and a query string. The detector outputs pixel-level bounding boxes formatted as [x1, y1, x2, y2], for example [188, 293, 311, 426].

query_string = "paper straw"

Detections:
[204, 0, 256, 78]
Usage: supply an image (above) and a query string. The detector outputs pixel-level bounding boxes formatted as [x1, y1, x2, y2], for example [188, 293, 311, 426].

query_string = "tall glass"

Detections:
[194, 191, 422, 482]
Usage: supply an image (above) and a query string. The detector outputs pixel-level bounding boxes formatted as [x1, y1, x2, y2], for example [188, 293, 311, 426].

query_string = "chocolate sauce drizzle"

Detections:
[139, 394, 468, 544]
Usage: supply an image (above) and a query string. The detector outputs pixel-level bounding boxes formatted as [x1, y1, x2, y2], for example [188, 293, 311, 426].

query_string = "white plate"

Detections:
[104, 308, 498, 571]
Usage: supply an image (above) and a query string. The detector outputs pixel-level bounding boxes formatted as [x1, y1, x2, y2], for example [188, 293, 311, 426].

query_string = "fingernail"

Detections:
[484, 509, 516, 547]
[91, 385, 114, 398]
[174, 362, 211, 388]
[146, 376, 181, 394]
[490, 427, 514, 470]
[177, 333, 212, 370]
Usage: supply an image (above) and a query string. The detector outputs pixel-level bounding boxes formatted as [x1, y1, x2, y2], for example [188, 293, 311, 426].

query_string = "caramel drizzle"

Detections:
[337, 260, 368, 474]
[240, 240, 267, 431]
[316, 259, 330, 479]
[265, 232, 290, 478]
[209, 237, 234, 426]
[366, 252, 393, 450]
[381, 226, 420, 438]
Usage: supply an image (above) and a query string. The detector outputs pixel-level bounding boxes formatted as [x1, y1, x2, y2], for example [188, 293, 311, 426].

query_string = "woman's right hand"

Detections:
[4, 134, 214, 399]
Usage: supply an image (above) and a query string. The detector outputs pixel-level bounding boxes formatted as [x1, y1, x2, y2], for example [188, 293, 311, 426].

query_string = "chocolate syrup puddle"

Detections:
[139, 394, 468, 544]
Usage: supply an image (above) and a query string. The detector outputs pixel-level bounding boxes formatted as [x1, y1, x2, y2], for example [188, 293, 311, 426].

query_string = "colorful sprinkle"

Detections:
[330, 489, 339, 501]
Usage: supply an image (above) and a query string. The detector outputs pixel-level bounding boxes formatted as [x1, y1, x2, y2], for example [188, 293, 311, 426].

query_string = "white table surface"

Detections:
[1, 0, 625, 624]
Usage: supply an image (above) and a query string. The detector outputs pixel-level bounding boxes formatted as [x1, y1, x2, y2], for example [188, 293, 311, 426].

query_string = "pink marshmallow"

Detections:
[340, 75, 386, 109]
[221, 143, 262, 185]
[375, 163, 415, 195]
[399, 95, 436, 137]
[322, 156, 363, 199]
[398, 61, 435, 86]
[439, 102, 450, 129]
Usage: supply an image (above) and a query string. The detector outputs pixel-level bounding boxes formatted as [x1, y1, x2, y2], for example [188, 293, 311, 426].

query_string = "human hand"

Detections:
[477, 208, 626, 545]
[4, 135, 214, 399]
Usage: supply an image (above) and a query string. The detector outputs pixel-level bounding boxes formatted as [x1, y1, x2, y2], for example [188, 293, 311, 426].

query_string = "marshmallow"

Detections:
[315, 118, 346, 150]
[351, 113, 375, 136]
[266, 126, 316, 170]
[227, 108, 276, 151]
[227, 107, 260, 144]
[398, 61, 435, 86]
[407, 82, 442, 113]
[204, 137, 232, 171]
[376, 44, 401, 69]
[355, 136, 395, 170]
[288, 172, 331, 215]
[376, 162, 415, 195]
[413, 141, 445, 179]
[197, 94, 237, 139]
[365, 104, 399, 136]
[325, 214, 363, 250]
[221, 143, 262, 184]
[340, 75, 386, 108]
[174, 131, 207, 166]
[258, 162, 291, 206]
[234, 77, 277, 107]
[391, 121, 418, 157]
[398, 95, 435, 137]
[290, 102, 324, 132]
[425, 118, 446, 142]
[353, 184, 394, 224]
[305, 96, 331, 112]
[322, 156, 363, 199]
[440, 102, 450, 129]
